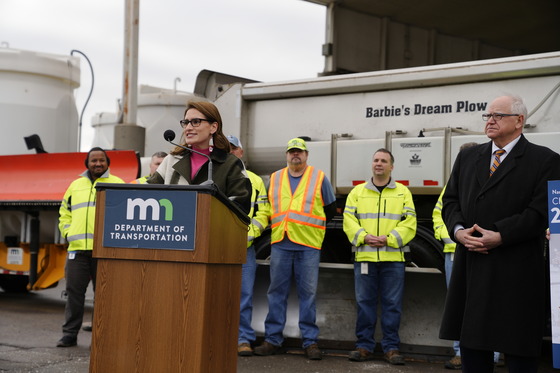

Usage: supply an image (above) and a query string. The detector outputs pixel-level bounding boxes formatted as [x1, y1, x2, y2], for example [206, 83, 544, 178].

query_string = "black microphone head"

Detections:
[163, 130, 176, 142]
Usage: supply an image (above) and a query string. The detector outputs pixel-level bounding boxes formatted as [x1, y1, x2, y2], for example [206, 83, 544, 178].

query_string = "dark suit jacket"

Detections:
[440, 134, 560, 357]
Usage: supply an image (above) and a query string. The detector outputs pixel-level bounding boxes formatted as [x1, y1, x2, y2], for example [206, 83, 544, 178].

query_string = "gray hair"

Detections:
[152, 151, 168, 159]
[460, 142, 478, 151]
[509, 95, 528, 126]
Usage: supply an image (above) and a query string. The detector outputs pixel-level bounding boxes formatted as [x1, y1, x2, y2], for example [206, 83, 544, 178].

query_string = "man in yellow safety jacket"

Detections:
[253, 137, 336, 361]
[56, 147, 124, 348]
[343, 148, 416, 366]
[227, 135, 271, 357]
[130, 151, 167, 184]
[433, 185, 463, 368]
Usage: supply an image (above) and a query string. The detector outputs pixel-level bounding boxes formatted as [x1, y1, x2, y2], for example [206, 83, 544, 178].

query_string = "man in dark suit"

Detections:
[440, 95, 560, 373]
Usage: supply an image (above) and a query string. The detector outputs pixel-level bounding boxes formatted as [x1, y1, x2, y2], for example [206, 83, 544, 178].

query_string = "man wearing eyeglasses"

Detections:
[440, 95, 560, 373]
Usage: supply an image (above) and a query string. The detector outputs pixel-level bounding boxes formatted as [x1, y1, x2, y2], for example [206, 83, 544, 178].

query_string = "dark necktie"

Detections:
[489, 149, 506, 176]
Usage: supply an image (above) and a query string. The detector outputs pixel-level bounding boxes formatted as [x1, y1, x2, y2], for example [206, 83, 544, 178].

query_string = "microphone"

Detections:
[163, 129, 213, 185]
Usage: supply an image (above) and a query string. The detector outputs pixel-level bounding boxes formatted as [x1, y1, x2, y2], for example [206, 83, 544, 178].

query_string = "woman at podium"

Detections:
[147, 101, 251, 213]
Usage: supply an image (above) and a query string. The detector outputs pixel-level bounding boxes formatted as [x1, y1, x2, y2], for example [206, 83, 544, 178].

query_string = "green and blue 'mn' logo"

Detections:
[103, 189, 197, 250]
[126, 198, 173, 221]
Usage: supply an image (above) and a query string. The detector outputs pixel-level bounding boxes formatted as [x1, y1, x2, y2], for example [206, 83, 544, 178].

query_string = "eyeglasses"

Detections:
[482, 113, 519, 121]
[180, 118, 211, 128]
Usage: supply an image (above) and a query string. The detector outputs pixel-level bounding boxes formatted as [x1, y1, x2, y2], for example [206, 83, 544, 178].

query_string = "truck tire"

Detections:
[254, 227, 271, 260]
[256, 224, 445, 272]
[406, 225, 445, 273]
[0, 274, 29, 293]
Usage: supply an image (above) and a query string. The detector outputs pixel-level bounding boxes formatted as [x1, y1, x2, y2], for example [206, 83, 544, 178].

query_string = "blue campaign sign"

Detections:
[548, 180, 560, 234]
[102, 189, 197, 250]
[548, 180, 560, 368]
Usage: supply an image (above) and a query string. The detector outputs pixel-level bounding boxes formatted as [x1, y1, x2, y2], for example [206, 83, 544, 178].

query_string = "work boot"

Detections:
[238, 343, 253, 356]
[348, 347, 375, 362]
[82, 322, 92, 332]
[56, 336, 77, 348]
[305, 343, 322, 360]
[444, 355, 462, 370]
[253, 341, 281, 356]
[384, 349, 405, 365]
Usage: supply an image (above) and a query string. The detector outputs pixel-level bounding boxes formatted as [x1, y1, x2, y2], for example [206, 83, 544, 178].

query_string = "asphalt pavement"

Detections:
[0, 280, 557, 372]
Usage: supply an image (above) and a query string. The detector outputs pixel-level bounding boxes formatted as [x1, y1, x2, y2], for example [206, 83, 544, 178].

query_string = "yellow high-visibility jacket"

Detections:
[247, 170, 270, 247]
[130, 175, 148, 184]
[343, 179, 416, 262]
[58, 170, 125, 251]
[432, 186, 456, 253]
[269, 166, 326, 250]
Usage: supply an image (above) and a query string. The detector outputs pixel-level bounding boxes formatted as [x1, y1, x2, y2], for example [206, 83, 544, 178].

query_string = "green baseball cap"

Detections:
[286, 137, 308, 152]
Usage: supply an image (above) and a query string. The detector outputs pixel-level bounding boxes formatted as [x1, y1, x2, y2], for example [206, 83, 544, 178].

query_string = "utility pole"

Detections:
[114, 0, 145, 156]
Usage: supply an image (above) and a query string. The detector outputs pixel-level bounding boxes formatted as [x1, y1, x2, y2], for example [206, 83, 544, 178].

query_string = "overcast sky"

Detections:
[0, 0, 326, 150]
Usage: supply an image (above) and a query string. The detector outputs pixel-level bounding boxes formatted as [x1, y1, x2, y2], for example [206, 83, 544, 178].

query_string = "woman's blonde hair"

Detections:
[170, 100, 231, 155]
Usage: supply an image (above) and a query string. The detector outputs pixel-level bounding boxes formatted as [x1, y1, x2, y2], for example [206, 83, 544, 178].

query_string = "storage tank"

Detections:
[0, 47, 80, 155]
[91, 85, 195, 175]
[137, 84, 196, 157]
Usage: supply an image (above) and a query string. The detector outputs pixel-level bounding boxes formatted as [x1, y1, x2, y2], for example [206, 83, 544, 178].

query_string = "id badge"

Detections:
[361, 262, 368, 275]
[68, 252, 76, 260]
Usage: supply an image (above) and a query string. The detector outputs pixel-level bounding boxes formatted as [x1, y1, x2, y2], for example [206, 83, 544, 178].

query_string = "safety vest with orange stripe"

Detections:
[269, 166, 327, 250]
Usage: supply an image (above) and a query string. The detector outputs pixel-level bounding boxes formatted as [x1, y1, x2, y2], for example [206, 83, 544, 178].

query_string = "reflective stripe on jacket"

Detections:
[247, 170, 270, 247]
[58, 170, 125, 251]
[130, 175, 148, 184]
[269, 166, 326, 250]
[343, 178, 417, 262]
[432, 186, 456, 253]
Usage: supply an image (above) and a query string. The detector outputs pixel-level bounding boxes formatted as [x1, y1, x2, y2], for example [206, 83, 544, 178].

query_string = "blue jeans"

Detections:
[263, 245, 321, 348]
[354, 261, 405, 353]
[239, 246, 257, 344]
[445, 252, 461, 356]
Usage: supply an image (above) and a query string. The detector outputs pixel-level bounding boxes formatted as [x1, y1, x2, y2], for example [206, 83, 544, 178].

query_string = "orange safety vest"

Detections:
[269, 166, 326, 250]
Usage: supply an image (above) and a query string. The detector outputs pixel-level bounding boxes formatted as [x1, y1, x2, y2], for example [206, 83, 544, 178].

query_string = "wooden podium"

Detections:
[89, 184, 249, 373]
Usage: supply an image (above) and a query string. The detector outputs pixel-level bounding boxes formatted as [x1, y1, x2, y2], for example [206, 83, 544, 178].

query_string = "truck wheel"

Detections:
[254, 227, 271, 260]
[406, 225, 445, 273]
[0, 275, 29, 293]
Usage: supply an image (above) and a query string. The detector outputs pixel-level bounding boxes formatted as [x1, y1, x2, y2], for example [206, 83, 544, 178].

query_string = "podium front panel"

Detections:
[94, 187, 246, 264]
[90, 184, 246, 372]
[103, 188, 198, 251]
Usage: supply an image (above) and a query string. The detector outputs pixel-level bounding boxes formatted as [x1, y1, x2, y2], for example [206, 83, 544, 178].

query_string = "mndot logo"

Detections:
[103, 189, 197, 250]
[126, 198, 173, 221]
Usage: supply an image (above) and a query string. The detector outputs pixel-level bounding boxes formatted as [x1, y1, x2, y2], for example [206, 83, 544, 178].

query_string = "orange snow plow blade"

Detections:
[0, 151, 140, 201]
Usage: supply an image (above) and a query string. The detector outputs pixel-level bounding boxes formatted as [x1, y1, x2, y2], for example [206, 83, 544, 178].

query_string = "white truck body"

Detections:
[196, 52, 560, 351]
[208, 52, 560, 193]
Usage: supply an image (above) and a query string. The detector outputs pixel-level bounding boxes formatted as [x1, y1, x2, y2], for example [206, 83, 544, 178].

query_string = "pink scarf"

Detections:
[190, 147, 212, 180]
